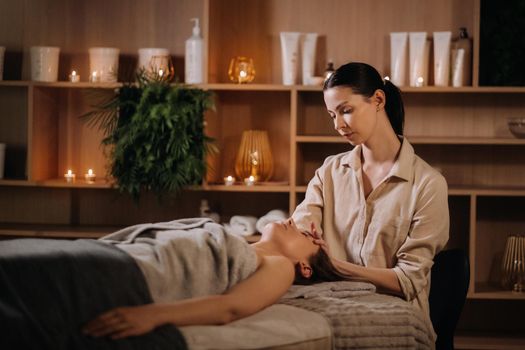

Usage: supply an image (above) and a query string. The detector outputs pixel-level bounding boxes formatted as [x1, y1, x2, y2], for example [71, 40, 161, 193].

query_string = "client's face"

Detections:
[263, 219, 319, 263]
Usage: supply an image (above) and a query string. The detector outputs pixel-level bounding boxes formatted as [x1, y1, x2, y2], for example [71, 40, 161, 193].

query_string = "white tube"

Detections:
[433, 31, 452, 86]
[409, 32, 428, 87]
[389, 32, 408, 87]
[280, 32, 301, 85]
[451, 48, 465, 87]
[301, 33, 318, 85]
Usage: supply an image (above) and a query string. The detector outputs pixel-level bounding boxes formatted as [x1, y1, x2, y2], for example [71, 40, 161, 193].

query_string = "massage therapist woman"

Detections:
[293, 62, 449, 337]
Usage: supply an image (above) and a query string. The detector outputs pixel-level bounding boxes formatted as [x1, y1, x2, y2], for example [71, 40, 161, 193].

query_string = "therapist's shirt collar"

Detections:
[342, 137, 415, 182]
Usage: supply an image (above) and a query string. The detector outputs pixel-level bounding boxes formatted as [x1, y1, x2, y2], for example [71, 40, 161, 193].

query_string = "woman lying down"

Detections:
[0, 217, 347, 349]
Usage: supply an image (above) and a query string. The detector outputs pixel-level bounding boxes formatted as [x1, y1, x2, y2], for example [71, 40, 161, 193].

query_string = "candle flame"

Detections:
[67, 170, 72, 175]
[88, 169, 93, 175]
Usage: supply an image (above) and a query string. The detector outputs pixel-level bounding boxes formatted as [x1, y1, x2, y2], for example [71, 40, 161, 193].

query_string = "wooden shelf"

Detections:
[199, 83, 292, 91]
[37, 178, 114, 189]
[198, 183, 290, 192]
[296, 135, 525, 145]
[0, 224, 120, 239]
[0, 179, 35, 186]
[0, 80, 122, 88]
[455, 332, 525, 350]
[470, 283, 525, 300]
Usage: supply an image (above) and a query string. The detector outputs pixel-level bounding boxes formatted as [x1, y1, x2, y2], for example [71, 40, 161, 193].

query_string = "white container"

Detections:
[138, 48, 170, 73]
[409, 32, 429, 87]
[433, 31, 452, 86]
[301, 33, 318, 85]
[0, 143, 5, 179]
[30, 46, 60, 82]
[451, 27, 472, 87]
[0, 46, 5, 81]
[389, 32, 408, 87]
[280, 32, 301, 85]
[185, 18, 203, 84]
[88, 47, 119, 82]
[451, 48, 465, 87]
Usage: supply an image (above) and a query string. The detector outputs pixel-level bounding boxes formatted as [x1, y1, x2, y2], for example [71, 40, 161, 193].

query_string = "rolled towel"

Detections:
[256, 209, 288, 233]
[225, 215, 258, 237]
[280, 281, 376, 300]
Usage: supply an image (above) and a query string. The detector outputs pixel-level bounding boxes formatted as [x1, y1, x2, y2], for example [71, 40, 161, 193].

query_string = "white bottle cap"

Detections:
[191, 18, 200, 37]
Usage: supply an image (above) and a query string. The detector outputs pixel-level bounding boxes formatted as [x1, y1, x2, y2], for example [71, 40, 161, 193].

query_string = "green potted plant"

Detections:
[84, 71, 215, 199]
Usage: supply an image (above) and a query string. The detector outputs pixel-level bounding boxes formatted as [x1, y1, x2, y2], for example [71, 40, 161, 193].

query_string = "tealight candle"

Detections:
[69, 70, 80, 83]
[90, 71, 99, 83]
[64, 169, 76, 183]
[224, 175, 235, 186]
[84, 169, 96, 184]
[158, 69, 164, 78]
[416, 76, 424, 87]
[244, 175, 256, 186]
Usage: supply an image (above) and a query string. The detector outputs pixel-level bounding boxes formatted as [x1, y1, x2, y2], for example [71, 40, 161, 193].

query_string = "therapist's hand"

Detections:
[310, 222, 330, 255]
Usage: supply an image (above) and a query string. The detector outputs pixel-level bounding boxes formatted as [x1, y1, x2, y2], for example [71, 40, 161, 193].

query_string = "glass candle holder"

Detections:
[501, 234, 525, 292]
[228, 56, 255, 84]
[147, 55, 174, 82]
[235, 130, 274, 182]
[85, 169, 96, 184]
[224, 175, 235, 186]
[69, 70, 80, 82]
[64, 169, 76, 183]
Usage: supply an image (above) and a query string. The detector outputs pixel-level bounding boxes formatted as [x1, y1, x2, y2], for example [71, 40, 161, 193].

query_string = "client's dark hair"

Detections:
[324, 62, 405, 136]
[294, 248, 351, 285]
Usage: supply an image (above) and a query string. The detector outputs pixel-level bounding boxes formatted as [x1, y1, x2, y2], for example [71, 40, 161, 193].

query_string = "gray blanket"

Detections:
[101, 218, 259, 303]
[0, 238, 187, 350]
[280, 282, 434, 350]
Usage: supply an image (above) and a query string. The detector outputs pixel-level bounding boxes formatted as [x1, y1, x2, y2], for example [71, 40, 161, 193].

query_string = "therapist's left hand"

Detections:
[83, 304, 160, 339]
[310, 222, 330, 255]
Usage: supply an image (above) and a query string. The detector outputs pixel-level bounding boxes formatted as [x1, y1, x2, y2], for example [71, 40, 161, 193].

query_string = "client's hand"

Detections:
[310, 222, 330, 255]
[83, 304, 160, 340]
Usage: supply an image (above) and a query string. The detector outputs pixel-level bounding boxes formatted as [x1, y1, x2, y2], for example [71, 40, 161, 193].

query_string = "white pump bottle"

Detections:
[185, 18, 204, 84]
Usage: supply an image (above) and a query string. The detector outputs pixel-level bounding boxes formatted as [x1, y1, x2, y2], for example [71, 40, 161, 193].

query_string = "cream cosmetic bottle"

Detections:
[433, 31, 452, 86]
[451, 27, 472, 87]
[185, 18, 203, 84]
[409, 32, 429, 87]
[301, 33, 318, 85]
[280, 32, 301, 85]
[390, 32, 408, 87]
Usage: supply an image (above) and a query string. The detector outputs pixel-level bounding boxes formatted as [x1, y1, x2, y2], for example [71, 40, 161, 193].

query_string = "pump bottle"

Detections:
[185, 18, 203, 84]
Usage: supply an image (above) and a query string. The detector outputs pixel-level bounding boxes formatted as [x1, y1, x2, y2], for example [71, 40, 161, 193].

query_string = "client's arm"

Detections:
[83, 255, 294, 339]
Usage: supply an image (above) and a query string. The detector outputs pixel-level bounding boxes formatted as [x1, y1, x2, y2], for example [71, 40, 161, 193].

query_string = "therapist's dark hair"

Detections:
[324, 62, 405, 136]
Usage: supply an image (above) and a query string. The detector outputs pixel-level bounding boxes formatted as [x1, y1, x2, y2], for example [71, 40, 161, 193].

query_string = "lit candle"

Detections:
[90, 71, 99, 83]
[64, 169, 76, 183]
[69, 70, 80, 83]
[224, 175, 235, 186]
[244, 175, 256, 186]
[84, 169, 96, 184]
[158, 69, 164, 77]
[416, 76, 424, 87]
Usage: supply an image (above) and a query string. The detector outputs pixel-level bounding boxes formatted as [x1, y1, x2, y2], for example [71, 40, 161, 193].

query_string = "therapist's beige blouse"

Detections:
[293, 138, 449, 333]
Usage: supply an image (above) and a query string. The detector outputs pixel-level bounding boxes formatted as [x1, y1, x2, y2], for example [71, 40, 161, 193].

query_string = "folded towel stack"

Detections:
[223, 209, 289, 237]
[255, 209, 288, 233]
[224, 215, 258, 237]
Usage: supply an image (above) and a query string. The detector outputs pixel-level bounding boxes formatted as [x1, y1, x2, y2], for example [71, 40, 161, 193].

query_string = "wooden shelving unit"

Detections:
[0, 0, 524, 345]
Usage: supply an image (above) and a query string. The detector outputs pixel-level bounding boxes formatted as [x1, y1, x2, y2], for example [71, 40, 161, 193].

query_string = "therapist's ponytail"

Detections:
[324, 62, 405, 136]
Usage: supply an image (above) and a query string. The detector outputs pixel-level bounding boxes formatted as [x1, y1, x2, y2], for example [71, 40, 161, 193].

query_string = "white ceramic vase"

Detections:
[89, 47, 119, 82]
[30, 46, 60, 82]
